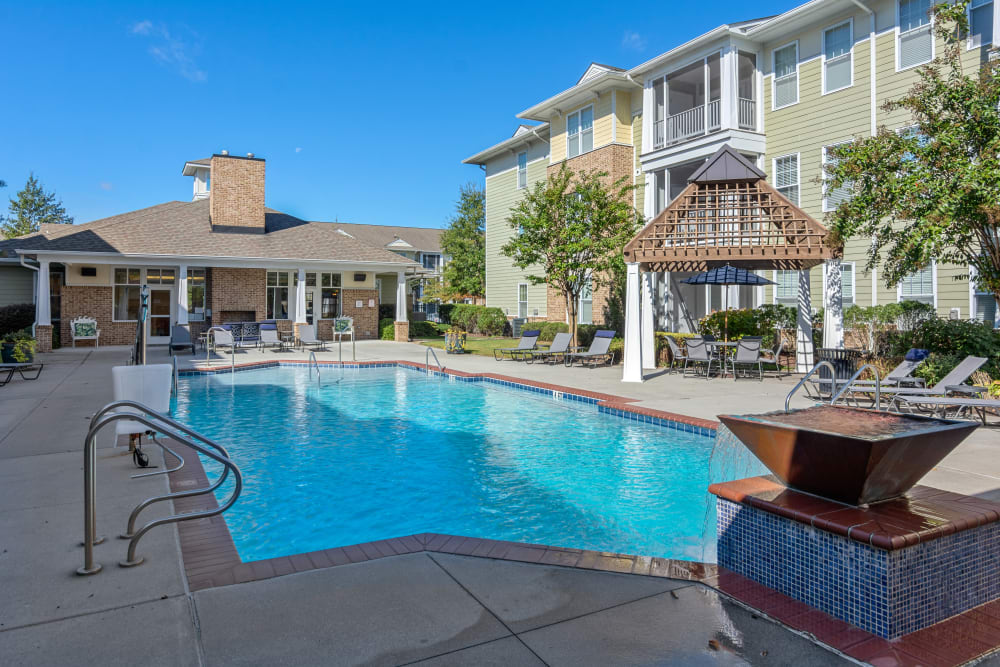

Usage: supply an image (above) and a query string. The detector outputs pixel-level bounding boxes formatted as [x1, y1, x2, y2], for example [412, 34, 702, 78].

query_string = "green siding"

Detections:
[0, 265, 34, 308]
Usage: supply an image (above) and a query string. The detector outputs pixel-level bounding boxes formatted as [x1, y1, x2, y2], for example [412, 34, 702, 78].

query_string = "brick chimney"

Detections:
[209, 152, 265, 232]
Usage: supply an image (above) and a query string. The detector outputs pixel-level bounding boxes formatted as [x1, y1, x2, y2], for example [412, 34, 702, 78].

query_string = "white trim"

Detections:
[896, 261, 937, 308]
[517, 282, 529, 319]
[565, 104, 595, 159]
[17, 250, 417, 272]
[822, 18, 854, 95]
[896, 0, 935, 72]
[967, 0, 994, 49]
[772, 152, 800, 206]
[771, 40, 800, 110]
[611, 90, 617, 143]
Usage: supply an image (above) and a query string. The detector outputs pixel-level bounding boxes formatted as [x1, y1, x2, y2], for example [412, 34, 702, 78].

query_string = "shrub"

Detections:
[450, 304, 484, 332]
[0, 303, 34, 336]
[893, 300, 936, 331]
[476, 308, 508, 336]
[914, 353, 965, 386]
[379, 318, 395, 340]
[892, 318, 1000, 377]
[437, 303, 455, 324]
[536, 321, 569, 342]
[576, 324, 598, 348]
[378, 304, 395, 322]
[697, 305, 794, 349]
[408, 320, 440, 338]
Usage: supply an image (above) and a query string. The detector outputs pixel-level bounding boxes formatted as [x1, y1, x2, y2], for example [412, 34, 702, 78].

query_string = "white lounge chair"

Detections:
[209, 327, 238, 356]
[258, 323, 283, 351]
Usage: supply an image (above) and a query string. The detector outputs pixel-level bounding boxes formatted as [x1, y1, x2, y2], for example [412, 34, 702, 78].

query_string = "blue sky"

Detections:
[3, 0, 798, 229]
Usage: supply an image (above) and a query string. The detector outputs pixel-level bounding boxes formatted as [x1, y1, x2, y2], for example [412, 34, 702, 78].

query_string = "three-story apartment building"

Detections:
[468, 0, 999, 331]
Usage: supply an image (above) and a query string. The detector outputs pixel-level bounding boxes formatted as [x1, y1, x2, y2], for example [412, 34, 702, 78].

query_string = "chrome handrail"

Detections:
[79, 402, 241, 574]
[309, 350, 321, 386]
[425, 346, 444, 376]
[784, 361, 838, 412]
[830, 363, 881, 410]
[171, 355, 179, 395]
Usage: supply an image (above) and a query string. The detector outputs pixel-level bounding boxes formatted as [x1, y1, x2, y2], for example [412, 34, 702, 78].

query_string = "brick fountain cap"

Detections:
[718, 405, 979, 506]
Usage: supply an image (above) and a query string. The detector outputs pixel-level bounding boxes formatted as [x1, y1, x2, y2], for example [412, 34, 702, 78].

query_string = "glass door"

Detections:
[148, 289, 173, 343]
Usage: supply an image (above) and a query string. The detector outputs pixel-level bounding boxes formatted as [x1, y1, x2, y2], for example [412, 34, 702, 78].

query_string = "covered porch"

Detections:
[621, 146, 838, 382]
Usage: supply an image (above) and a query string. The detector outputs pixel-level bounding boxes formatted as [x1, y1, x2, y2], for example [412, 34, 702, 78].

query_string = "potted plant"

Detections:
[444, 328, 466, 354]
[1, 330, 37, 364]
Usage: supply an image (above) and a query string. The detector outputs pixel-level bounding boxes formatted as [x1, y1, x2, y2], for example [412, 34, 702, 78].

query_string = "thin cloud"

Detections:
[99, 182, 113, 191]
[622, 30, 646, 51]
[295, 147, 303, 153]
[129, 20, 207, 82]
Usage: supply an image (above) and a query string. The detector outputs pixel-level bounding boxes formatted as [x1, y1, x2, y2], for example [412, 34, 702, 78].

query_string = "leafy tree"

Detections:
[439, 183, 485, 299]
[502, 165, 640, 345]
[824, 1, 1000, 305]
[2, 174, 73, 238]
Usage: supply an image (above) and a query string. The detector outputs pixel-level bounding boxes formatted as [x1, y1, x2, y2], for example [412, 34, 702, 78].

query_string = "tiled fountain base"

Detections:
[711, 476, 1000, 640]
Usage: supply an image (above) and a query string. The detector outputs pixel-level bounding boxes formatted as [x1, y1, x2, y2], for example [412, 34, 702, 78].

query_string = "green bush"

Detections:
[408, 320, 441, 338]
[697, 305, 794, 349]
[536, 321, 569, 342]
[576, 325, 598, 348]
[437, 303, 456, 324]
[379, 318, 395, 340]
[476, 308, 508, 336]
[0, 303, 35, 337]
[914, 353, 966, 386]
[889, 318, 1000, 377]
[450, 304, 484, 332]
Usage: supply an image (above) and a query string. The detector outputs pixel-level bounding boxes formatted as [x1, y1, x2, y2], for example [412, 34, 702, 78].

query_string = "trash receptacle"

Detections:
[511, 318, 526, 338]
[816, 347, 863, 395]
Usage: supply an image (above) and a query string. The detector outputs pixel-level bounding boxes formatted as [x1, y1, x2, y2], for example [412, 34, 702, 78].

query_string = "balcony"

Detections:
[653, 100, 722, 147]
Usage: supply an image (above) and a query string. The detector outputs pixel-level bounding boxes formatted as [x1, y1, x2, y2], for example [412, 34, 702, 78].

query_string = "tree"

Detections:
[824, 1, 1000, 305]
[502, 165, 640, 345]
[2, 174, 73, 239]
[439, 183, 485, 299]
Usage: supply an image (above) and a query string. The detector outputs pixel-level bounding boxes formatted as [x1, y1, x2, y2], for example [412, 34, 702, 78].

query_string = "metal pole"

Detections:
[78, 433, 102, 575]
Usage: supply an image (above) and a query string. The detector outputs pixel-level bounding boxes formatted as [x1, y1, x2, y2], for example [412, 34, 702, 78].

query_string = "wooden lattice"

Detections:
[623, 178, 833, 272]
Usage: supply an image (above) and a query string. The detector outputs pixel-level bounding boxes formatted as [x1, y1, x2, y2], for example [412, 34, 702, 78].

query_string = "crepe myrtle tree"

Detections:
[502, 165, 640, 345]
[823, 0, 1000, 305]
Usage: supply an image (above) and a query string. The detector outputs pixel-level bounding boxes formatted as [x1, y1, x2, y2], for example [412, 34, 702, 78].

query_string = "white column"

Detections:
[796, 269, 815, 372]
[823, 259, 844, 349]
[177, 264, 189, 325]
[720, 47, 735, 129]
[641, 272, 656, 369]
[36, 260, 50, 326]
[622, 262, 644, 382]
[294, 268, 307, 324]
[395, 272, 408, 321]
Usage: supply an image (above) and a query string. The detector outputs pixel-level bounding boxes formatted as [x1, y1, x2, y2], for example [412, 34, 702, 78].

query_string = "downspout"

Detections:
[19, 255, 40, 336]
[849, 0, 877, 136]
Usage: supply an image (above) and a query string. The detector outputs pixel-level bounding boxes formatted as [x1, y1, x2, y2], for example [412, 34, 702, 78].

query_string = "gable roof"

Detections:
[331, 223, 443, 253]
[688, 145, 766, 183]
[0, 199, 417, 266]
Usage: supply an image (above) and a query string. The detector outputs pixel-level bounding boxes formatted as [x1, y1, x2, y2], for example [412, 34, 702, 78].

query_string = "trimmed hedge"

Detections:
[536, 321, 569, 342]
[408, 320, 441, 338]
[476, 308, 507, 336]
[0, 303, 34, 337]
[437, 303, 455, 324]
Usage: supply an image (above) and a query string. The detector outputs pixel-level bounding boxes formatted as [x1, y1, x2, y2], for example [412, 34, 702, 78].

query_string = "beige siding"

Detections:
[632, 113, 644, 211]
[592, 94, 615, 148]
[0, 265, 34, 307]
[614, 90, 633, 144]
[550, 115, 567, 165]
[549, 89, 635, 163]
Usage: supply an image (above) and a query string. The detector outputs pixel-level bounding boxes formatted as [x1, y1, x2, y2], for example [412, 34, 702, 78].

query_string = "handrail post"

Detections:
[784, 361, 838, 412]
[78, 432, 102, 575]
[830, 363, 881, 409]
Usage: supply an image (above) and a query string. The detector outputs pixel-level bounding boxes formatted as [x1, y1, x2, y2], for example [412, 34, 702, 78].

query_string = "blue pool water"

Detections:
[173, 366, 764, 563]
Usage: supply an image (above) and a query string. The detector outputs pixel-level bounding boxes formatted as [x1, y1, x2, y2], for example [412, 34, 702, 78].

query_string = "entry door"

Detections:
[305, 288, 316, 325]
[147, 288, 173, 343]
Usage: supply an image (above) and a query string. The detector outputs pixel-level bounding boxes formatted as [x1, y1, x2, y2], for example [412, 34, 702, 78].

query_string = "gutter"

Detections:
[849, 0, 878, 136]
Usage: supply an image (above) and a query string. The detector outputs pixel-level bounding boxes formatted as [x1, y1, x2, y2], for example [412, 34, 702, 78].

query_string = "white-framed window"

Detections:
[112, 268, 142, 321]
[823, 143, 853, 211]
[318, 272, 343, 319]
[773, 153, 800, 205]
[518, 283, 528, 319]
[653, 168, 667, 214]
[578, 275, 593, 324]
[517, 151, 527, 189]
[774, 270, 799, 306]
[566, 106, 594, 158]
[898, 264, 935, 305]
[146, 268, 175, 285]
[969, 0, 994, 48]
[898, 0, 933, 70]
[187, 268, 206, 321]
[266, 271, 290, 320]
[772, 42, 799, 109]
[823, 20, 853, 93]
[421, 253, 440, 271]
[826, 262, 856, 306]
[970, 266, 998, 326]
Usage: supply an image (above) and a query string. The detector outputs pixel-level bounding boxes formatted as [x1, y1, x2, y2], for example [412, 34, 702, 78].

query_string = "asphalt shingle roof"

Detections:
[330, 223, 443, 253]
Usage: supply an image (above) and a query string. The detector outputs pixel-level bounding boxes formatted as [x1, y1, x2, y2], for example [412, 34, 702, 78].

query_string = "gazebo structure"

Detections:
[621, 146, 839, 382]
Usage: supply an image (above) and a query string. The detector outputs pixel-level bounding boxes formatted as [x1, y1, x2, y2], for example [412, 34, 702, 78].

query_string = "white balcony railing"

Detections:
[738, 97, 756, 131]
[652, 99, 723, 149]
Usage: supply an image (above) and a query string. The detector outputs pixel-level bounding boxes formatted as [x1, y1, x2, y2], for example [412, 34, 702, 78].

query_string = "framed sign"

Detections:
[368, 299, 375, 307]
[355, 300, 363, 308]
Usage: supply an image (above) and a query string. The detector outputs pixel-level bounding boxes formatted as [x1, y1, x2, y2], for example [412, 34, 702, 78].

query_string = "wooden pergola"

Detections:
[621, 146, 840, 382]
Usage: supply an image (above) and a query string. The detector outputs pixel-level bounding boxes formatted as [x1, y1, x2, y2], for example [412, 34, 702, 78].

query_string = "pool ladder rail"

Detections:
[785, 361, 882, 412]
[78, 399, 242, 576]
[308, 350, 321, 386]
[425, 347, 444, 377]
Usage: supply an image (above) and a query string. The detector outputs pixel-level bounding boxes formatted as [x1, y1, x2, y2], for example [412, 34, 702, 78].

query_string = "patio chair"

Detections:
[730, 338, 763, 381]
[209, 327, 238, 356]
[760, 340, 785, 376]
[683, 337, 714, 378]
[297, 323, 328, 351]
[168, 324, 196, 356]
[526, 332, 572, 364]
[666, 337, 687, 373]
[493, 329, 540, 361]
[70, 316, 100, 348]
[0, 362, 44, 386]
[848, 356, 988, 402]
[565, 330, 616, 367]
[258, 323, 283, 351]
[891, 394, 999, 425]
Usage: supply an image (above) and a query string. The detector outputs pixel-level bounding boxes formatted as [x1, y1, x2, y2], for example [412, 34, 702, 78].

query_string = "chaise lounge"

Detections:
[564, 330, 616, 367]
[493, 329, 540, 361]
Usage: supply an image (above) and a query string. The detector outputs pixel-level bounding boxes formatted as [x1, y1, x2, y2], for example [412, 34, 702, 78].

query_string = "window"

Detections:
[774, 270, 799, 306]
[827, 262, 855, 306]
[146, 268, 175, 285]
[421, 253, 440, 271]
[899, 265, 934, 305]
[566, 106, 594, 158]
[772, 43, 798, 109]
[774, 154, 800, 205]
[578, 276, 593, 324]
[668, 160, 704, 203]
[823, 21, 853, 93]
[517, 151, 527, 189]
[975, 292, 998, 325]
[320, 272, 342, 319]
[970, 0, 994, 48]
[113, 268, 142, 321]
[187, 268, 206, 321]
[823, 144, 853, 211]
[518, 284, 528, 319]
[898, 0, 933, 70]
[266, 271, 290, 320]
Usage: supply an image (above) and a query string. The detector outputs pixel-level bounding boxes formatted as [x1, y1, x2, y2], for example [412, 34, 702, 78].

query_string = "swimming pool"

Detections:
[173, 365, 764, 563]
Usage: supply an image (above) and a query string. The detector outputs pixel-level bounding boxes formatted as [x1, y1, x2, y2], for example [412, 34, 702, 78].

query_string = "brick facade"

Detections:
[341, 288, 379, 339]
[35, 325, 52, 353]
[209, 155, 265, 231]
[546, 143, 633, 186]
[61, 285, 137, 346]
[394, 321, 409, 342]
[545, 282, 611, 327]
[209, 268, 266, 325]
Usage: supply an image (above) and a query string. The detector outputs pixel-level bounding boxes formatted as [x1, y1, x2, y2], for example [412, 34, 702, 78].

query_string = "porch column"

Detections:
[622, 262, 643, 382]
[823, 259, 844, 349]
[35, 259, 51, 326]
[641, 271, 656, 369]
[720, 47, 735, 129]
[394, 271, 409, 342]
[177, 264, 189, 325]
[796, 269, 815, 372]
[294, 268, 307, 339]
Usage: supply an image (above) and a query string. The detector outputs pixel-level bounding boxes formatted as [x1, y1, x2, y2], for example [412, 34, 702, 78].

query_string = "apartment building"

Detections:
[467, 0, 999, 331]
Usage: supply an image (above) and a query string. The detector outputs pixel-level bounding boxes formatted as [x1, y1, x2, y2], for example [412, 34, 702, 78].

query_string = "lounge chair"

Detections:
[848, 356, 987, 402]
[666, 337, 687, 373]
[891, 394, 999, 425]
[168, 324, 196, 356]
[730, 338, 763, 381]
[209, 327, 238, 356]
[684, 337, 714, 378]
[0, 362, 44, 386]
[258, 323, 284, 351]
[297, 323, 328, 351]
[493, 329, 540, 361]
[526, 332, 572, 364]
[851, 349, 928, 388]
[565, 330, 616, 367]
[760, 340, 785, 376]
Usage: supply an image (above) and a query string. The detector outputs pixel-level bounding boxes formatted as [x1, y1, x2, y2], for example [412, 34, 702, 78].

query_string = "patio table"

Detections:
[707, 341, 736, 377]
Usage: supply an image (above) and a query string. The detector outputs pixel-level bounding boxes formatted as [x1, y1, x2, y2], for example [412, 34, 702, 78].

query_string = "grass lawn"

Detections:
[417, 336, 517, 357]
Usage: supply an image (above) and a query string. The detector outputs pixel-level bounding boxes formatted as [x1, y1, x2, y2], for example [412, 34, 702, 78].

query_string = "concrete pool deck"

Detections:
[0, 343, 997, 665]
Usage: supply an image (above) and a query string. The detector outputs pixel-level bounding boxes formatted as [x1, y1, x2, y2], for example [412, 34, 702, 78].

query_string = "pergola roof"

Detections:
[623, 146, 833, 272]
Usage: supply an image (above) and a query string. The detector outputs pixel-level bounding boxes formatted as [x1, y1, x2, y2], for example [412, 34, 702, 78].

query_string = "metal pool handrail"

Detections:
[830, 363, 881, 410]
[309, 350, 321, 386]
[79, 400, 241, 575]
[425, 346, 444, 376]
[171, 355, 179, 395]
[784, 361, 838, 412]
